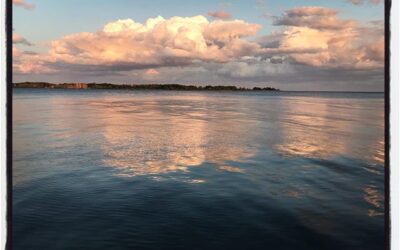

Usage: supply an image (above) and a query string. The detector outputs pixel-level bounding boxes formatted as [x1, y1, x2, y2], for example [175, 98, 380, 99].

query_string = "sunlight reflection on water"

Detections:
[13, 89, 385, 250]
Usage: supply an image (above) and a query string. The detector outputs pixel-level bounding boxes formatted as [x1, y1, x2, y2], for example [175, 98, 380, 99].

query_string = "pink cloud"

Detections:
[44, 16, 261, 67]
[260, 7, 384, 70]
[13, 47, 55, 74]
[13, 16, 262, 74]
[208, 10, 232, 20]
[13, 0, 35, 10]
[348, 0, 383, 5]
[13, 11, 384, 75]
[12, 33, 33, 46]
[145, 69, 160, 76]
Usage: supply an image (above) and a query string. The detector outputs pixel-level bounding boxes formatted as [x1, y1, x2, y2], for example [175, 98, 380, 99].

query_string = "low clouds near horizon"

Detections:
[13, 5, 385, 91]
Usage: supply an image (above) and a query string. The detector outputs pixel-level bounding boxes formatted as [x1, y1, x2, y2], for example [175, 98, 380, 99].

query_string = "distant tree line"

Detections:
[13, 82, 280, 91]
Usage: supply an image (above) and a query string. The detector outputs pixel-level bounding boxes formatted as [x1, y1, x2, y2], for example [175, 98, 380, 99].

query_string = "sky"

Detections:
[12, 0, 385, 91]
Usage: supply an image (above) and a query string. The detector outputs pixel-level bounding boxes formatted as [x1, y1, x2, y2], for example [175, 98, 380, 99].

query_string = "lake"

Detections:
[12, 89, 385, 250]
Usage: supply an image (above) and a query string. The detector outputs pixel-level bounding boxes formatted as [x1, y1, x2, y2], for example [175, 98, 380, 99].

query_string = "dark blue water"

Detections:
[13, 89, 385, 250]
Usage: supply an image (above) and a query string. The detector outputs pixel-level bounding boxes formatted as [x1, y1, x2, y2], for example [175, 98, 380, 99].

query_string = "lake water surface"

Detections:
[13, 89, 385, 250]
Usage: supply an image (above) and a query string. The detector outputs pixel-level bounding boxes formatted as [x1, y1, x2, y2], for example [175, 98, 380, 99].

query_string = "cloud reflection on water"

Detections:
[95, 95, 257, 178]
[273, 97, 384, 165]
[13, 92, 384, 183]
[13, 90, 385, 223]
[12, 90, 386, 250]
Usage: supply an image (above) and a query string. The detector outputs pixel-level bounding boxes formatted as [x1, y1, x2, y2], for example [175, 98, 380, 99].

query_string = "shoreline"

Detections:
[12, 83, 384, 93]
[13, 82, 280, 91]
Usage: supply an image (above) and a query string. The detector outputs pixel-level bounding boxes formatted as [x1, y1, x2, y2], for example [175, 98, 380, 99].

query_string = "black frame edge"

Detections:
[384, 0, 391, 249]
[6, 0, 12, 249]
[4, 1, 392, 250]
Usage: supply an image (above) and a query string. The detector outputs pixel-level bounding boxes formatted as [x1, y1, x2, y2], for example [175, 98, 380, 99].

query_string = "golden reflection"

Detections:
[364, 184, 384, 217]
[274, 97, 385, 164]
[275, 98, 347, 158]
[372, 139, 385, 165]
[14, 92, 384, 187]
[364, 185, 383, 209]
[218, 165, 245, 173]
[368, 210, 384, 217]
[95, 95, 255, 179]
[284, 190, 301, 198]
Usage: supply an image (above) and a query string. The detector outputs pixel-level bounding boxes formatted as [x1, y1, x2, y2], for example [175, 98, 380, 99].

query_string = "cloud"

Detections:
[208, 10, 232, 20]
[370, 0, 383, 3]
[348, 0, 383, 5]
[22, 50, 38, 55]
[13, 47, 55, 74]
[15, 15, 261, 74]
[145, 68, 160, 76]
[13, 10, 384, 82]
[261, 7, 384, 70]
[216, 58, 294, 79]
[349, 0, 363, 4]
[13, 0, 35, 10]
[273, 7, 356, 30]
[12, 33, 33, 46]
[138, 59, 383, 91]
[256, 0, 264, 6]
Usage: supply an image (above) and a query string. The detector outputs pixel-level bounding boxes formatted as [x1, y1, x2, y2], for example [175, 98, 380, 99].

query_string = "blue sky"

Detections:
[13, 0, 385, 91]
[14, 0, 383, 45]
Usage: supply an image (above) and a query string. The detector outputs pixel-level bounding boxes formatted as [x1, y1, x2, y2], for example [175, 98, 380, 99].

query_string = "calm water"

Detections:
[13, 89, 385, 250]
